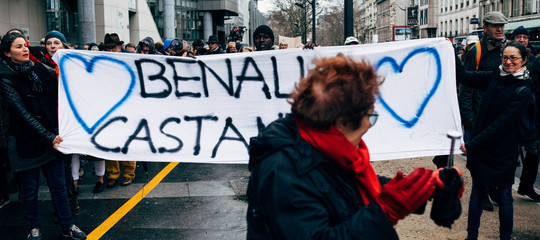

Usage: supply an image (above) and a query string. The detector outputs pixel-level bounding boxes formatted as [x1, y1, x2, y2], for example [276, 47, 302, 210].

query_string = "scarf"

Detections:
[295, 118, 381, 205]
[499, 65, 529, 80]
[487, 35, 507, 49]
[4, 60, 43, 92]
[43, 53, 58, 70]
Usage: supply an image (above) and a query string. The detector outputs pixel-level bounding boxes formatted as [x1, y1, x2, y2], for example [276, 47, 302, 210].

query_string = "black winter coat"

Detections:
[0, 60, 58, 172]
[457, 62, 533, 187]
[247, 114, 398, 240]
[459, 37, 502, 127]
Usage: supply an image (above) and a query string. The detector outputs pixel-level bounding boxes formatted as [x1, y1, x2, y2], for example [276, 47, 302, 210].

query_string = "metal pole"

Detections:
[344, 0, 354, 39]
[312, 0, 316, 44]
[446, 131, 462, 168]
[303, 0, 307, 43]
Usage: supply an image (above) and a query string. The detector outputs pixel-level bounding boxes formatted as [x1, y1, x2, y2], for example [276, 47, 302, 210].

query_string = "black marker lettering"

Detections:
[135, 59, 172, 98]
[158, 117, 184, 153]
[184, 115, 219, 155]
[166, 58, 202, 98]
[197, 59, 234, 97]
[271, 56, 289, 98]
[236, 57, 271, 99]
[121, 119, 157, 154]
[297, 56, 305, 78]
[212, 117, 248, 158]
[91, 116, 127, 152]
[256, 113, 286, 133]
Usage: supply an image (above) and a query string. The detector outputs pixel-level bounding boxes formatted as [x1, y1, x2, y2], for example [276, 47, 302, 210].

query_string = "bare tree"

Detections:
[267, 0, 326, 42]
[317, 4, 345, 46]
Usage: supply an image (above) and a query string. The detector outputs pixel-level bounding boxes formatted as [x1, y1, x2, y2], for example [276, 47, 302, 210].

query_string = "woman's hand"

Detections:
[459, 143, 467, 154]
[52, 135, 63, 148]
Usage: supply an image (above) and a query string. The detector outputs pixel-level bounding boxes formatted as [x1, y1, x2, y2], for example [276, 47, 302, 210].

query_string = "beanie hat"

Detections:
[45, 31, 67, 44]
[511, 26, 530, 40]
[253, 25, 274, 44]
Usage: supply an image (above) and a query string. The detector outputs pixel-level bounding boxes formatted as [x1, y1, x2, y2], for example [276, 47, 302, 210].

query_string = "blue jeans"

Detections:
[467, 181, 513, 239]
[17, 156, 74, 232]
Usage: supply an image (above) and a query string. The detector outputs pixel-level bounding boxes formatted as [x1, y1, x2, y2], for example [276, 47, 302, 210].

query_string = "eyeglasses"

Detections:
[514, 35, 529, 40]
[367, 111, 379, 127]
[502, 56, 522, 62]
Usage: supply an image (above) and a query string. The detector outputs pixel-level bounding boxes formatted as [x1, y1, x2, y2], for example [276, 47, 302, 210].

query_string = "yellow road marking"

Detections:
[87, 162, 179, 240]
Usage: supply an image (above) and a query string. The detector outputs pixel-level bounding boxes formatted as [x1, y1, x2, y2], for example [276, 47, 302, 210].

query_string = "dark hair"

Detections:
[503, 41, 529, 62]
[192, 39, 204, 48]
[195, 47, 208, 55]
[1, 32, 25, 59]
[290, 55, 381, 130]
[5, 29, 26, 40]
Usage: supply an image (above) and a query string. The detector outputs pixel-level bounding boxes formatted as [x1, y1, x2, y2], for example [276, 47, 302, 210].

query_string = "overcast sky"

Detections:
[257, 0, 275, 13]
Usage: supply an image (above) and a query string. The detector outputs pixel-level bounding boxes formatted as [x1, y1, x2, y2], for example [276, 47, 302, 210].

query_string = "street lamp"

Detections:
[295, 0, 317, 44]
[295, 1, 307, 43]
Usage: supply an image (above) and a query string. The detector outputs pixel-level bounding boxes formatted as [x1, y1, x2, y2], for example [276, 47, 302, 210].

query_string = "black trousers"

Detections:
[520, 152, 540, 189]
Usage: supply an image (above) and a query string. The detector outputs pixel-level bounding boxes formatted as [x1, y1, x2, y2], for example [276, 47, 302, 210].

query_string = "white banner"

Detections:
[54, 38, 462, 164]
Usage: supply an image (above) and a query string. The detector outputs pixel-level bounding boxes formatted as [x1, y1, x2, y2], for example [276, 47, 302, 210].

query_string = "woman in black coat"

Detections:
[0, 32, 86, 239]
[247, 55, 443, 239]
[458, 41, 533, 240]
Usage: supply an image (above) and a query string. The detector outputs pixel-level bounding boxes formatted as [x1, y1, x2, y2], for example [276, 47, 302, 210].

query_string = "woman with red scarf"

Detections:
[41, 31, 70, 75]
[247, 55, 443, 239]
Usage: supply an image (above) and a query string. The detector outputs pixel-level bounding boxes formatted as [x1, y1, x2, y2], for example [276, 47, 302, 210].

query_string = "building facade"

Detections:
[1, 0, 265, 48]
[357, 0, 540, 43]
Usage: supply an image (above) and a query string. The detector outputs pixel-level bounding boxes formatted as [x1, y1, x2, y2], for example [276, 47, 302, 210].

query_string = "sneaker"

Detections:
[0, 196, 10, 208]
[27, 228, 42, 240]
[62, 225, 87, 240]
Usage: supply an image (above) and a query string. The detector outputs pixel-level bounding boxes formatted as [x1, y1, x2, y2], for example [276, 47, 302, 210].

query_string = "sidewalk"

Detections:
[374, 155, 540, 240]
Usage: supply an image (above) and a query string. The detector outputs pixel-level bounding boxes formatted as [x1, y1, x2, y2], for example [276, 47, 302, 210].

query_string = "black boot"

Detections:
[518, 185, 540, 201]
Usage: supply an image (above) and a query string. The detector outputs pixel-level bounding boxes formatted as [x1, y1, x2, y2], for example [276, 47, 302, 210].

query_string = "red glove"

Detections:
[376, 168, 437, 225]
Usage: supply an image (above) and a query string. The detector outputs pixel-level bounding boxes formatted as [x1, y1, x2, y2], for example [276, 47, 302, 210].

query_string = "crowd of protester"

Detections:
[0, 17, 539, 240]
[0, 24, 307, 240]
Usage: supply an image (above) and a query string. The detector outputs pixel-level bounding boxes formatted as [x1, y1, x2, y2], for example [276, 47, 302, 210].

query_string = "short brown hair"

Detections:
[290, 55, 380, 130]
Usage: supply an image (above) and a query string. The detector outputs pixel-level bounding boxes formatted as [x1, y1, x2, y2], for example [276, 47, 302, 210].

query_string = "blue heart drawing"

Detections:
[376, 47, 442, 128]
[59, 53, 136, 134]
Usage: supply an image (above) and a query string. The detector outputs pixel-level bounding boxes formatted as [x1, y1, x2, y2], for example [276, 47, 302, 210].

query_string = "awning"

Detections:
[504, 18, 540, 34]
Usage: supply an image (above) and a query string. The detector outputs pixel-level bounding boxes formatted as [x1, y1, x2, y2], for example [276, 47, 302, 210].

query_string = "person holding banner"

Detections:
[0, 32, 86, 240]
[457, 41, 533, 240]
[253, 25, 274, 51]
[247, 55, 445, 239]
[138, 37, 158, 55]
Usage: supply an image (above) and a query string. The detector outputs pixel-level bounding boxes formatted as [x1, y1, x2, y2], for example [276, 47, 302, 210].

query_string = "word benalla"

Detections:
[135, 55, 307, 99]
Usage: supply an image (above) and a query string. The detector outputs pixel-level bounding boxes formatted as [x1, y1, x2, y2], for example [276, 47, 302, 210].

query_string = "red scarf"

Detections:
[45, 53, 58, 70]
[296, 118, 381, 205]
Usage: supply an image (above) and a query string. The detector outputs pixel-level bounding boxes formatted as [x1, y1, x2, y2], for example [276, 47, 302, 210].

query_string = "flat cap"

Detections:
[483, 11, 508, 25]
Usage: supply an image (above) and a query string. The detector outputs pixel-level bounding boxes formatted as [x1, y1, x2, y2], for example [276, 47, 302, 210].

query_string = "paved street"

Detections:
[0, 156, 538, 240]
[0, 162, 250, 240]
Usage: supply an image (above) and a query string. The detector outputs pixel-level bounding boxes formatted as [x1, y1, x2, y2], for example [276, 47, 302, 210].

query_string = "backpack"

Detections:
[514, 85, 537, 145]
